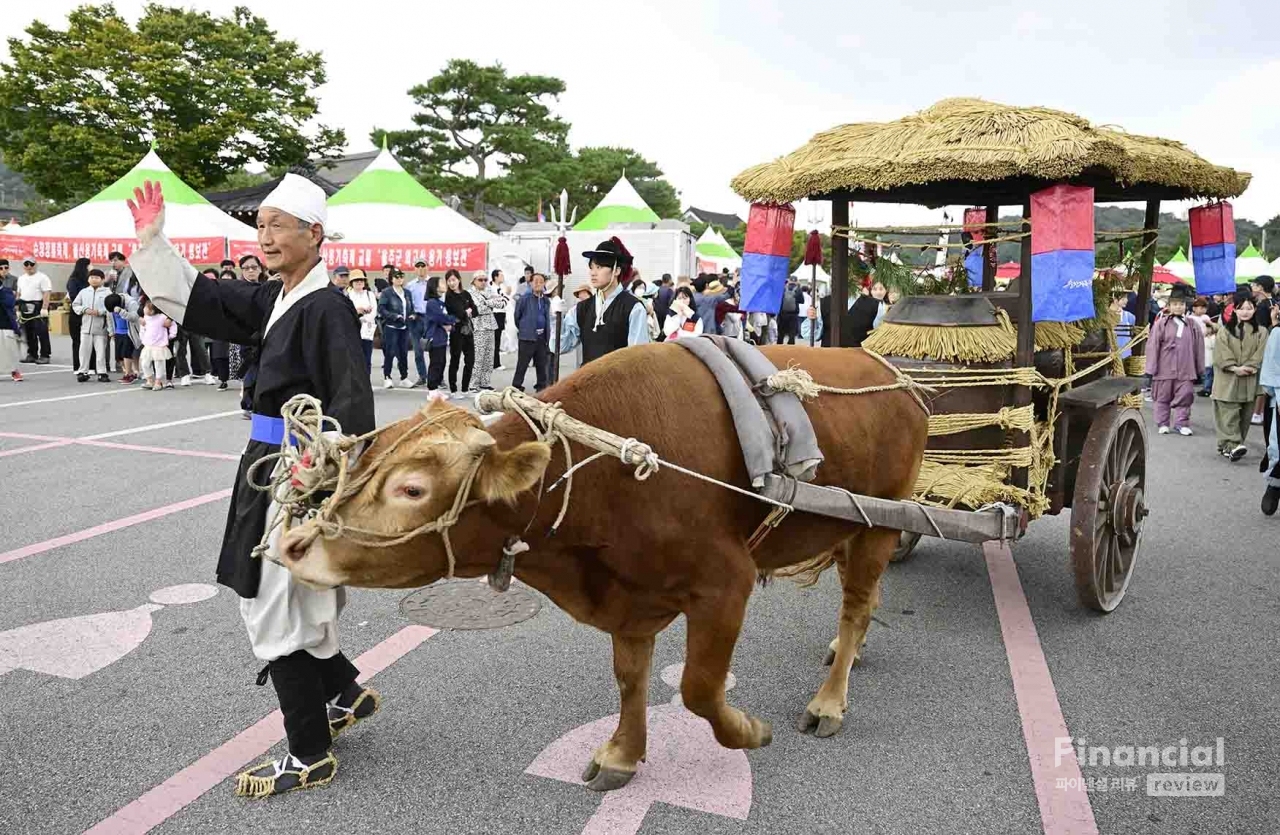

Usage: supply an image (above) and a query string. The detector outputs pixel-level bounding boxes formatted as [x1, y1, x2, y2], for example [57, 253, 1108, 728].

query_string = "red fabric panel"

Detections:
[744, 203, 795, 258]
[964, 207, 988, 243]
[1189, 202, 1235, 247]
[1030, 185, 1094, 254]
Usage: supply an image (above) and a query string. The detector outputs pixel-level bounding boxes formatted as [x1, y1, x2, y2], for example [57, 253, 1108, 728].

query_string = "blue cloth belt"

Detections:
[249, 414, 293, 446]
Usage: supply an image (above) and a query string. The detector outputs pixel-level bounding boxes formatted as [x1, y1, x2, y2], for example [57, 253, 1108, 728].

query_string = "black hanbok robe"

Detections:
[131, 239, 374, 600]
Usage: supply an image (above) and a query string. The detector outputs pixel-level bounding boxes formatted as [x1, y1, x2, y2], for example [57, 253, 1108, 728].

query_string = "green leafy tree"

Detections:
[375, 60, 569, 217]
[0, 4, 343, 203]
[568, 146, 681, 219]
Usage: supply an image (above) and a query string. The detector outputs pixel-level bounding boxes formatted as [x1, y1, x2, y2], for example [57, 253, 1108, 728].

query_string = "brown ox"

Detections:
[279, 343, 926, 791]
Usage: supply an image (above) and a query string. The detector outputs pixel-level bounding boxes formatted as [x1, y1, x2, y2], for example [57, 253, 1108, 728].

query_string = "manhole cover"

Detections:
[399, 580, 542, 630]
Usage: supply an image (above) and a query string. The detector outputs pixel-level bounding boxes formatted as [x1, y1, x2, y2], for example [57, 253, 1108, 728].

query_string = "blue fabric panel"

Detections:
[1192, 242, 1237, 294]
[740, 252, 792, 313]
[1031, 249, 1095, 323]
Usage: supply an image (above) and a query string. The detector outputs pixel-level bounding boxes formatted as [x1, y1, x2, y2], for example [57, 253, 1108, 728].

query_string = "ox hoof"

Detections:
[753, 717, 773, 747]
[823, 647, 835, 666]
[797, 709, 844, 738]
[582, 764, 636, 792]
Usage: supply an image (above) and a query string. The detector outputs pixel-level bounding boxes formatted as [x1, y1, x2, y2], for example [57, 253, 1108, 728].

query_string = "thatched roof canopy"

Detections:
[731, 98, 1250, 206]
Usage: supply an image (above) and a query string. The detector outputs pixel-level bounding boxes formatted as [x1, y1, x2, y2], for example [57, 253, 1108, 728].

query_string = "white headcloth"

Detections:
[260, 174, 342, 239]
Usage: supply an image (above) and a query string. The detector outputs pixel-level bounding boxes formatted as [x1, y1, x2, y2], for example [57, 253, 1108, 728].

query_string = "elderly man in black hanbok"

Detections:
[128, 175, 379, 798]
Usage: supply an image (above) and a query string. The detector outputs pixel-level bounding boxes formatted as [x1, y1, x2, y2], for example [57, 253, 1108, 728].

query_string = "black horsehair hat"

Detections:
[582, 238, 634, 268]
[1168, 283, 1196, 302]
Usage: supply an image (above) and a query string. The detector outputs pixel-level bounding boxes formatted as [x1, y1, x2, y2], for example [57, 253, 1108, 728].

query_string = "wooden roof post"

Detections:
[1016, 200, 1034, 367]
[1132, 200, 1161, 356]
[830, 197, 848, 347]
[1012, 199, 1035, 491]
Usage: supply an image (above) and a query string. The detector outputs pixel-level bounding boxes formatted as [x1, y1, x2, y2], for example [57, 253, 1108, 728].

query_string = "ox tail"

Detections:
[775, 549, 839, 588]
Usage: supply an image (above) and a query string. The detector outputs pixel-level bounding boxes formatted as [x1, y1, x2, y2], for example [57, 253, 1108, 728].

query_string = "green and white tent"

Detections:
[1235, 241, 1270, 284]
[694, 225, 742, 272]
[1163, 247, 1195, 283]
[0, 148, 254, 264]
[323, 145, 507, 272]
[574, 177, 660, 231]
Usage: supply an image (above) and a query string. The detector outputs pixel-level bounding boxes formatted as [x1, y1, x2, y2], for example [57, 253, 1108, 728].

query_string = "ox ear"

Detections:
[475, 440, 552, 504]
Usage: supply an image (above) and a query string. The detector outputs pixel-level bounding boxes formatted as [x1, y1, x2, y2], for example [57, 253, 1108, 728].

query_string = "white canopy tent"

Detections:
[0, 148, 254, 264]
[1235, 242, 1271, 284]
[238, 144, 529, 274]
[694, 225, 742, 274]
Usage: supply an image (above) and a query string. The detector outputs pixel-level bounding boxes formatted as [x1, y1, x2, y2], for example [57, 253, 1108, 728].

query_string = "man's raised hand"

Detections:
[127, 180, 166, 245]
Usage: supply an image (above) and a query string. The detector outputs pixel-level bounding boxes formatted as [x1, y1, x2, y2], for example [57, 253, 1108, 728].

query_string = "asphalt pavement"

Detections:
[0, 335, 1274, 835]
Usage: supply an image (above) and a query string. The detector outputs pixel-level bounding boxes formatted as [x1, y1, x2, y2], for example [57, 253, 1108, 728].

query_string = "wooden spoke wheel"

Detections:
[1070, 406, 1148, 612]
[890, 531, 922, 563]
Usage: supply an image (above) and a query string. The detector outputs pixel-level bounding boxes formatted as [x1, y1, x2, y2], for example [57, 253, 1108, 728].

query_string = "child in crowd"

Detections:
[422, 275, 455, 392]
[71, 268, 113, 382]
[1188, 296, 1216, 396]
[139, 299, 177, 391]
[105, 293, 141, 383]
[1146, 283, 1204, 436]
[1111, 289, 1136, 359]
[1211, 289, 1268, 461]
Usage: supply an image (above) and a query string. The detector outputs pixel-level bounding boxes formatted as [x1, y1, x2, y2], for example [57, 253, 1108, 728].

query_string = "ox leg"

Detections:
[799, 527, 897, 738]
[582, 633, 655, 792]
[681, 580, 772, 750]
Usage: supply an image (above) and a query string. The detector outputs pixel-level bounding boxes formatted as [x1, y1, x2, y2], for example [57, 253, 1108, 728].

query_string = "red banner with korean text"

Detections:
[277, 242, 491, 272]
[0, 235, 228, 265]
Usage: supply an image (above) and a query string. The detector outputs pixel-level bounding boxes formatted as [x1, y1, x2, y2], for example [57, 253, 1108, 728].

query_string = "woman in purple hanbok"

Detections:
[1146, 283, 1205, 436]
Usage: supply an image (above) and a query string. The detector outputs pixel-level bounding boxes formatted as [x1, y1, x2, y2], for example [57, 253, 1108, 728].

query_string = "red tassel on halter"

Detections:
[802, 230, 823, 266]
[553, 236, 571, 277]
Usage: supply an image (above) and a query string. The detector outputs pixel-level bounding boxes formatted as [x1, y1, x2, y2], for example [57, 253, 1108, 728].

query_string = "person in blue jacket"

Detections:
[377, 271, 411, 389]
[0, 278, 21, 381]
[421, 276, 456, 393]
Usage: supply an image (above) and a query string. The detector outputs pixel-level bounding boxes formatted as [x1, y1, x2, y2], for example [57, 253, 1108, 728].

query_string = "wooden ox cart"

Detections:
[729, 98, 1250, 611]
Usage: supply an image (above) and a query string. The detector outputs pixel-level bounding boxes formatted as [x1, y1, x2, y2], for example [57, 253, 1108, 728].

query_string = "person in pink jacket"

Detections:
[139, 299, 177, 390]
[1146, 283, 1206, 436]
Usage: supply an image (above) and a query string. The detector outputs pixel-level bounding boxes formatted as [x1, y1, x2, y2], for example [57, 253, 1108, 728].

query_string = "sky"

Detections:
[3, 0, 1279, 232]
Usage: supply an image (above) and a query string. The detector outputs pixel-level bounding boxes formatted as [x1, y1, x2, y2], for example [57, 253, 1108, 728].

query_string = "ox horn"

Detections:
[460, 426, 497, 457]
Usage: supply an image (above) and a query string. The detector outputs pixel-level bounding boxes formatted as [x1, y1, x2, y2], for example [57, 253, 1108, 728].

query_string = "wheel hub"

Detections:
[1108, 481, 1146, 544]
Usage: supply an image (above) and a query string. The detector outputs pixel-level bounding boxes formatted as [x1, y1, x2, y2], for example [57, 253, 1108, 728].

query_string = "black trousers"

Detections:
[173, 328, 209, 377]
[269, 650, 359, 759]
[512, 338, 549, 391]
[427, 345, 447, 389]
[21, 315, 51, 359]
[448, 331, 475, 392]
[492, 312, 505, 367]
[778, 315, 799, 344]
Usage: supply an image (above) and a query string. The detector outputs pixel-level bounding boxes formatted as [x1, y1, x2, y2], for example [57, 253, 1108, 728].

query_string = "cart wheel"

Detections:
[1070, 406, 1147, 612]
[890, 531, 921, 563]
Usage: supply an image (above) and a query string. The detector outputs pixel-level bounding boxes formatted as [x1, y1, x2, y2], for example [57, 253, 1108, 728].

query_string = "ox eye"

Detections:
[402, 485, 424, 499]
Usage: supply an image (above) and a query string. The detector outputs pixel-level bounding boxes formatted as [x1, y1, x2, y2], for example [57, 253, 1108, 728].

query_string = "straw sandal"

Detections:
[328, 686, 381, 739]
[235, 751, 338, 799]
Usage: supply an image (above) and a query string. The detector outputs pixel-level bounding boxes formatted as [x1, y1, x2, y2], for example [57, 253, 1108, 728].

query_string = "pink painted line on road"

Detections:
[0, 431, 238, 462]
[0, 489, 233, 566]
[85, 625, 439, 835]
[983, 541, 1098, 835]
[0, 440, 73, 457]
[78, 439, 240, 461]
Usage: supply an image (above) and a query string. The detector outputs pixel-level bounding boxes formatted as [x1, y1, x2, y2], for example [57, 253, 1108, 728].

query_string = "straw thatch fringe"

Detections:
[1033, 322, 1087, 350]
[864, 305, 1018, 364]
[731, 98, 1250, 204]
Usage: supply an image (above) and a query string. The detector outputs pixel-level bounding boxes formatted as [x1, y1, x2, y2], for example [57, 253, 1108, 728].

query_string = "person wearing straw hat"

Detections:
[550, 237, 650, 364]
[126, 174, 379, 798]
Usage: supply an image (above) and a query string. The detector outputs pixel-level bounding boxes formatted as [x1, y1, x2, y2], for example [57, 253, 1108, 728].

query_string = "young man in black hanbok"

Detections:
[127, 175, 380, 798]
[552, 237, 651, 364]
